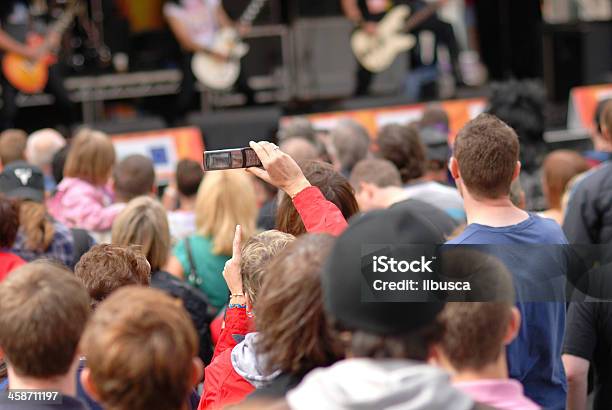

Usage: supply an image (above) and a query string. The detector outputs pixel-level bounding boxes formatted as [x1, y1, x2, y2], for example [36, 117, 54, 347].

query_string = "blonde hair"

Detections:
[241, 230, 295, 305]
[195, 170, 257, 255]
[64, 129, 115, 186]
[111, 196, 170, 271]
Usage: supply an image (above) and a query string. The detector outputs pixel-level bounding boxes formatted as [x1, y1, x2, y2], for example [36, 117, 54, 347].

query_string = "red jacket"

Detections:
[292, 186, 348, 236]
[200, 306, 253, 410]
[199, 186, 348, 409]
[0, 252, 25, 282]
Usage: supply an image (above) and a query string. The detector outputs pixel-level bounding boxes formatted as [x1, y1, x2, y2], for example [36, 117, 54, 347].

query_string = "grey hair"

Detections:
[26, 129, 66, 168]
[330, 119, 371, 173]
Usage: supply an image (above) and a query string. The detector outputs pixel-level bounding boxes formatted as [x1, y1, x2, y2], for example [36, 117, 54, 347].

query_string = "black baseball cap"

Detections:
[322, 207, 446, 336]
[0, 161, 45, 203]
[420, 126, 450, 163]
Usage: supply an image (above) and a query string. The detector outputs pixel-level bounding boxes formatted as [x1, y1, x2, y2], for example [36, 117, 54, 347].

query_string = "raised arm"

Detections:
[247, 141, 348, 236]
[164, 12, 202, 53]
[341, 0, 364, 25]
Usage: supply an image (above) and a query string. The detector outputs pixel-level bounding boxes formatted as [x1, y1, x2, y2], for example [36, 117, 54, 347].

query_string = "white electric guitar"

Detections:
[351, 1, 446, 73]
[191, 0, 267, 90]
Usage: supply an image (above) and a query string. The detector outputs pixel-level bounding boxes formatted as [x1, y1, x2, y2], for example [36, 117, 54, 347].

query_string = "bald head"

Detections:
[26, 129, 66, 172]
[278, 117, 316, 143]
[279, 137, 319, 164]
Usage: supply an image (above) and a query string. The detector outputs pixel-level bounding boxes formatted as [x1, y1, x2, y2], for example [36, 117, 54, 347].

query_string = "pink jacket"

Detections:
[48, 177, 123, 231]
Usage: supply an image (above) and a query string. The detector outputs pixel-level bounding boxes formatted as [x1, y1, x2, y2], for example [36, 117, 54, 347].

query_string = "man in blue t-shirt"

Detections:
[446, 114, 568, 410]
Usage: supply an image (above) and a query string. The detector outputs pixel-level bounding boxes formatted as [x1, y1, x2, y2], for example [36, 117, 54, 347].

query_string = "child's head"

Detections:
[0, 261, 91, 381]
[437, 302, 520, 374]
[113, 154, 156, 202]
[80, 286, 201, 410]
[435, 250, 519, 375]
[176, 159, 204, 198]
[0, 129, 27, 166]
[240, 230, 295, 310]
[64, 128, 115, 186]
[75, 244, 151, 306]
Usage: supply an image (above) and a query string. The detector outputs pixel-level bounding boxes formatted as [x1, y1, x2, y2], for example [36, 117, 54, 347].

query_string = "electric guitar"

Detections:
[351, 1, 446, 73]
[2, 0, 81, 94]
[191, 0, 267, 91]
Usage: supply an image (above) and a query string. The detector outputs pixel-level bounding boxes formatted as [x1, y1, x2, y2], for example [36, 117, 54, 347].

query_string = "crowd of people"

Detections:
[0, 87, 612, 410]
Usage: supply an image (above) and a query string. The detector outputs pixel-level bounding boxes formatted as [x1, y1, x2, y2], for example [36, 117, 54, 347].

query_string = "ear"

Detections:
[449, 157, 460, 180]
[512, 161, 521, 181]
[358, 181, 369, 197]
[603, 126, 611, 143]
[360, 181, 378, 198]
[80, 367, 101, 402]
[427, 344, 455, 373]
[427, 343, 443, 366]
[191, 357, 204, 386]
[503, 307, 521, 345]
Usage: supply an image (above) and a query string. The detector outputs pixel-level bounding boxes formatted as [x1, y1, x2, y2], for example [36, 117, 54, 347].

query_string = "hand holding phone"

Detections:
[245, 141, 311, 198]
[203, 142, 312, 198]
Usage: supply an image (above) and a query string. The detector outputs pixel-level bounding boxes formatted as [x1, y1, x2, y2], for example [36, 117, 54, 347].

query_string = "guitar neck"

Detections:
[238, 0, 267, 25]
[404, 1, 445, 33]
[48, 3, 79, 36]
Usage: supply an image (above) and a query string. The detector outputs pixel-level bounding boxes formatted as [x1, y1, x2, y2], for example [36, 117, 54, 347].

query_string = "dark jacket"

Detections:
[151, 270, 214, 364]
[563, 163, 612, 244]
[249, 372, 306, 399]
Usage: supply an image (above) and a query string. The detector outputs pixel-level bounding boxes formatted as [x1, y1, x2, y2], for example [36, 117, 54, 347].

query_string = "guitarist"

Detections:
[342, 0, 460, 98]
[164, 0, 254, 121]
[0, 0, 75, 130]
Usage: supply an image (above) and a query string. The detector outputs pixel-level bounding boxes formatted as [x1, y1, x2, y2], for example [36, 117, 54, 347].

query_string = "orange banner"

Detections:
[568, 84, 612, 132]
[110, 127, 204, 183]
[282, 98, 487, 143]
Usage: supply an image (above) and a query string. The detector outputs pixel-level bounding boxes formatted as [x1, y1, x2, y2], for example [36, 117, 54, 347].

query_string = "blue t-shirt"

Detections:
[447, 213, 568, 410]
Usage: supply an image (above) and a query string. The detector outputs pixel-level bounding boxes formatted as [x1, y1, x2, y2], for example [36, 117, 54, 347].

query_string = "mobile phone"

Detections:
[203, 147, 262, 170]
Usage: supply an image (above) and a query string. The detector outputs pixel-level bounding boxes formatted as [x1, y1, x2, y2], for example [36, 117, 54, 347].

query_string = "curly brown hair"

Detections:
[0, 195, 19, 248]
[74, 244, 151, 304]
[240, 230, 295, 306]
[255, 234, 342, 375]
[276, 161, 359, 236]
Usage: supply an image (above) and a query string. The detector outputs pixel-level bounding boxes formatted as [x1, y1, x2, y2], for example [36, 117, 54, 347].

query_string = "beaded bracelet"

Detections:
[228, 303, 246, 309]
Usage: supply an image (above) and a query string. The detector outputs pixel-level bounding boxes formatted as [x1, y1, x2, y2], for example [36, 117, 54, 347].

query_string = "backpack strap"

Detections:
[472, 402, 500, 410]
[184, 236, 202, 288]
